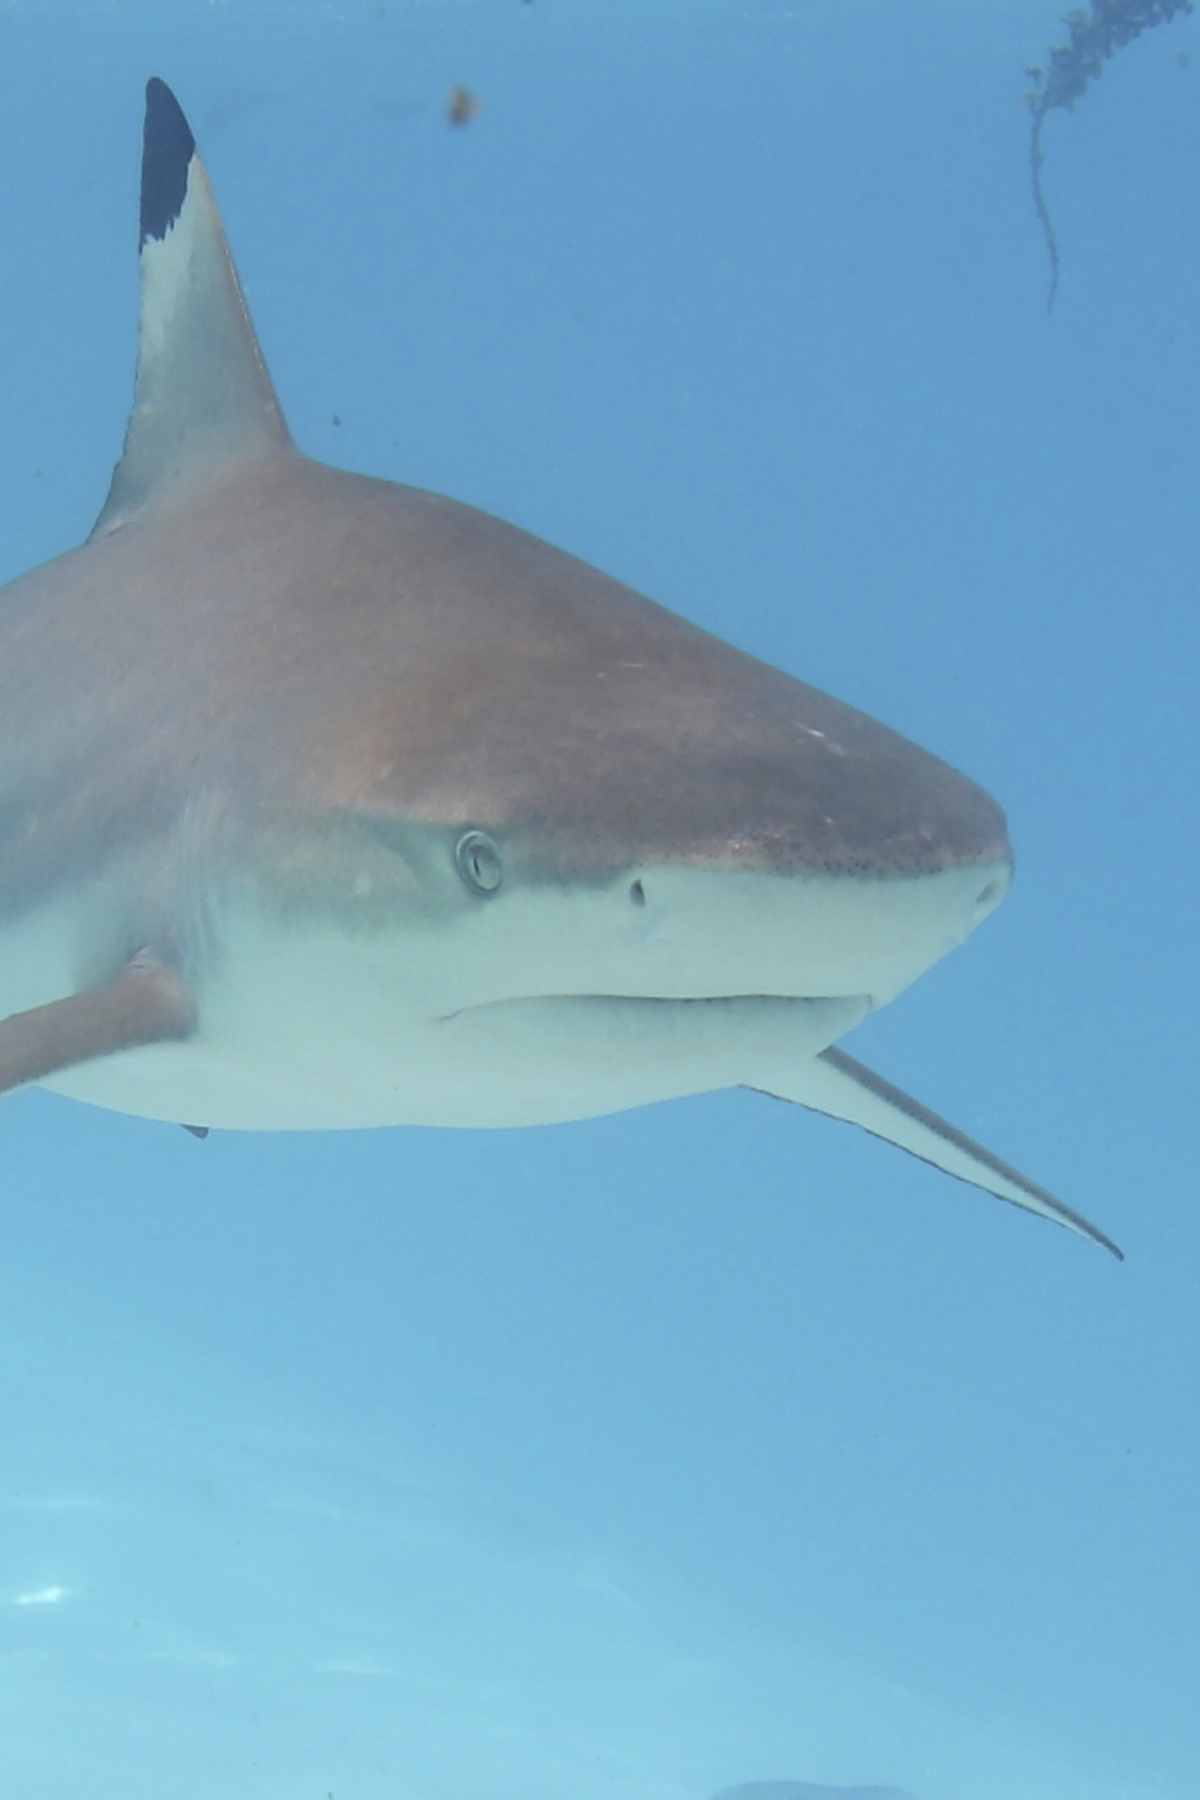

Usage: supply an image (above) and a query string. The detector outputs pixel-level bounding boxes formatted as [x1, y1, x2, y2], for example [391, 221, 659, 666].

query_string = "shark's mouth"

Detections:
[434, 991, 871, 1110]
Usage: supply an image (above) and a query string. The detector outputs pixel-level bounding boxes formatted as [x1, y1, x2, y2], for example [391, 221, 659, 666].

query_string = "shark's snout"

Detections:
[485, 642, 1016, 900]
[971, 863, 1012, 924]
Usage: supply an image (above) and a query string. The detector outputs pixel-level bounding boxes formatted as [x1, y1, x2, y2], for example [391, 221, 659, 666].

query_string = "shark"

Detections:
[0, 80, 1118, 1256]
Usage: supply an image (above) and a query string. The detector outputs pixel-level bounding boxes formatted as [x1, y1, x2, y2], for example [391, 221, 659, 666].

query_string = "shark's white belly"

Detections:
[1, 859, 1004, 1131]
[48, 986, 871, 1131]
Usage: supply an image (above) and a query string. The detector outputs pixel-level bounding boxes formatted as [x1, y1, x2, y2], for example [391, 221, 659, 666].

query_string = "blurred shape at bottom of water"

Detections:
[710, 1784, 919, 1799]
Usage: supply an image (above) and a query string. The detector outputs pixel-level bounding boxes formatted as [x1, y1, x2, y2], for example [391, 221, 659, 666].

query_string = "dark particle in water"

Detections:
[446, 85, 482, 127]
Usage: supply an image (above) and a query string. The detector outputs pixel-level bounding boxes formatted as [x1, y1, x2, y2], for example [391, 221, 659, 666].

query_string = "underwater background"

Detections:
[0, 2, 1196, 1797]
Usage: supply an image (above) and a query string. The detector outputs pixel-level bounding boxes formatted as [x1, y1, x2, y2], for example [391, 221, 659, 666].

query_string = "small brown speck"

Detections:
[446, 85, 481, 127]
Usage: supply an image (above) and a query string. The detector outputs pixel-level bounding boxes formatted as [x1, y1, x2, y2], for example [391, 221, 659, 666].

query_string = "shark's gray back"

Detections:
[0, 448, 1007, 918]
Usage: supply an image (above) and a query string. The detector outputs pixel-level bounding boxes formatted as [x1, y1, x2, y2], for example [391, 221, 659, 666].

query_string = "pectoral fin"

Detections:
[0, 951, 195, 1097]
[750, 1046, 1122, 1258]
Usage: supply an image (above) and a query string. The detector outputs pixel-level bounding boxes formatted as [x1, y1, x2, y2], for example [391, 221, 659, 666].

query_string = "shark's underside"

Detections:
[0, 80, 1119, 1256]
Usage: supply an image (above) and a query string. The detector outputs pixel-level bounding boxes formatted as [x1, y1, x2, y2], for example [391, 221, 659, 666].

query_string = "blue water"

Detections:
[0, 3, 1196, 1797]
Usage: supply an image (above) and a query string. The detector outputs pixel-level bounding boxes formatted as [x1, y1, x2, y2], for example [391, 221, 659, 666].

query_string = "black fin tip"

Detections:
[140, 77, 195, 248]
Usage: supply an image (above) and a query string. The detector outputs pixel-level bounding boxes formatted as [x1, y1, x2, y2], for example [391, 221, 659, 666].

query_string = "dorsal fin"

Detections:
[92, 78, 291, 536]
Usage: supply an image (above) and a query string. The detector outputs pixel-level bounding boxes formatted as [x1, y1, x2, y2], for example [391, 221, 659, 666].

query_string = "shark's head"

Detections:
[99, 450, 1007, 1131]
[248, 457, 1013, 1022]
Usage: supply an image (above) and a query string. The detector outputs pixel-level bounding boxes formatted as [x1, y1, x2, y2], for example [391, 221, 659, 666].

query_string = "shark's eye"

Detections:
[455, 829, 503, 896]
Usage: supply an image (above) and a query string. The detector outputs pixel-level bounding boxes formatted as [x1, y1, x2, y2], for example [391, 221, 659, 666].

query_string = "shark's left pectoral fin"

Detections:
[750, 1046, 1122, 1258]
[0, 952, 195, 1098]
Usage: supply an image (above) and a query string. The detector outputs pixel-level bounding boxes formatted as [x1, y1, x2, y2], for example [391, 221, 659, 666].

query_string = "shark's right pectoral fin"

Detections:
[0, 951, 194, 1098]
[750, 1045, 1122, 1258]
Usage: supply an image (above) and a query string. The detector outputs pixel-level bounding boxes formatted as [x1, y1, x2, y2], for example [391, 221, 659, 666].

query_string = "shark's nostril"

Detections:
[973, 873, 1007, 922]
[629, 879, 646, 907]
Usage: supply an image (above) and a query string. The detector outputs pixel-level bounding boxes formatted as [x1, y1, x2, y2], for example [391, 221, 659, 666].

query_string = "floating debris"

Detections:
[1026, 0, 1193, 307]
[446, 85, 482, 128]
